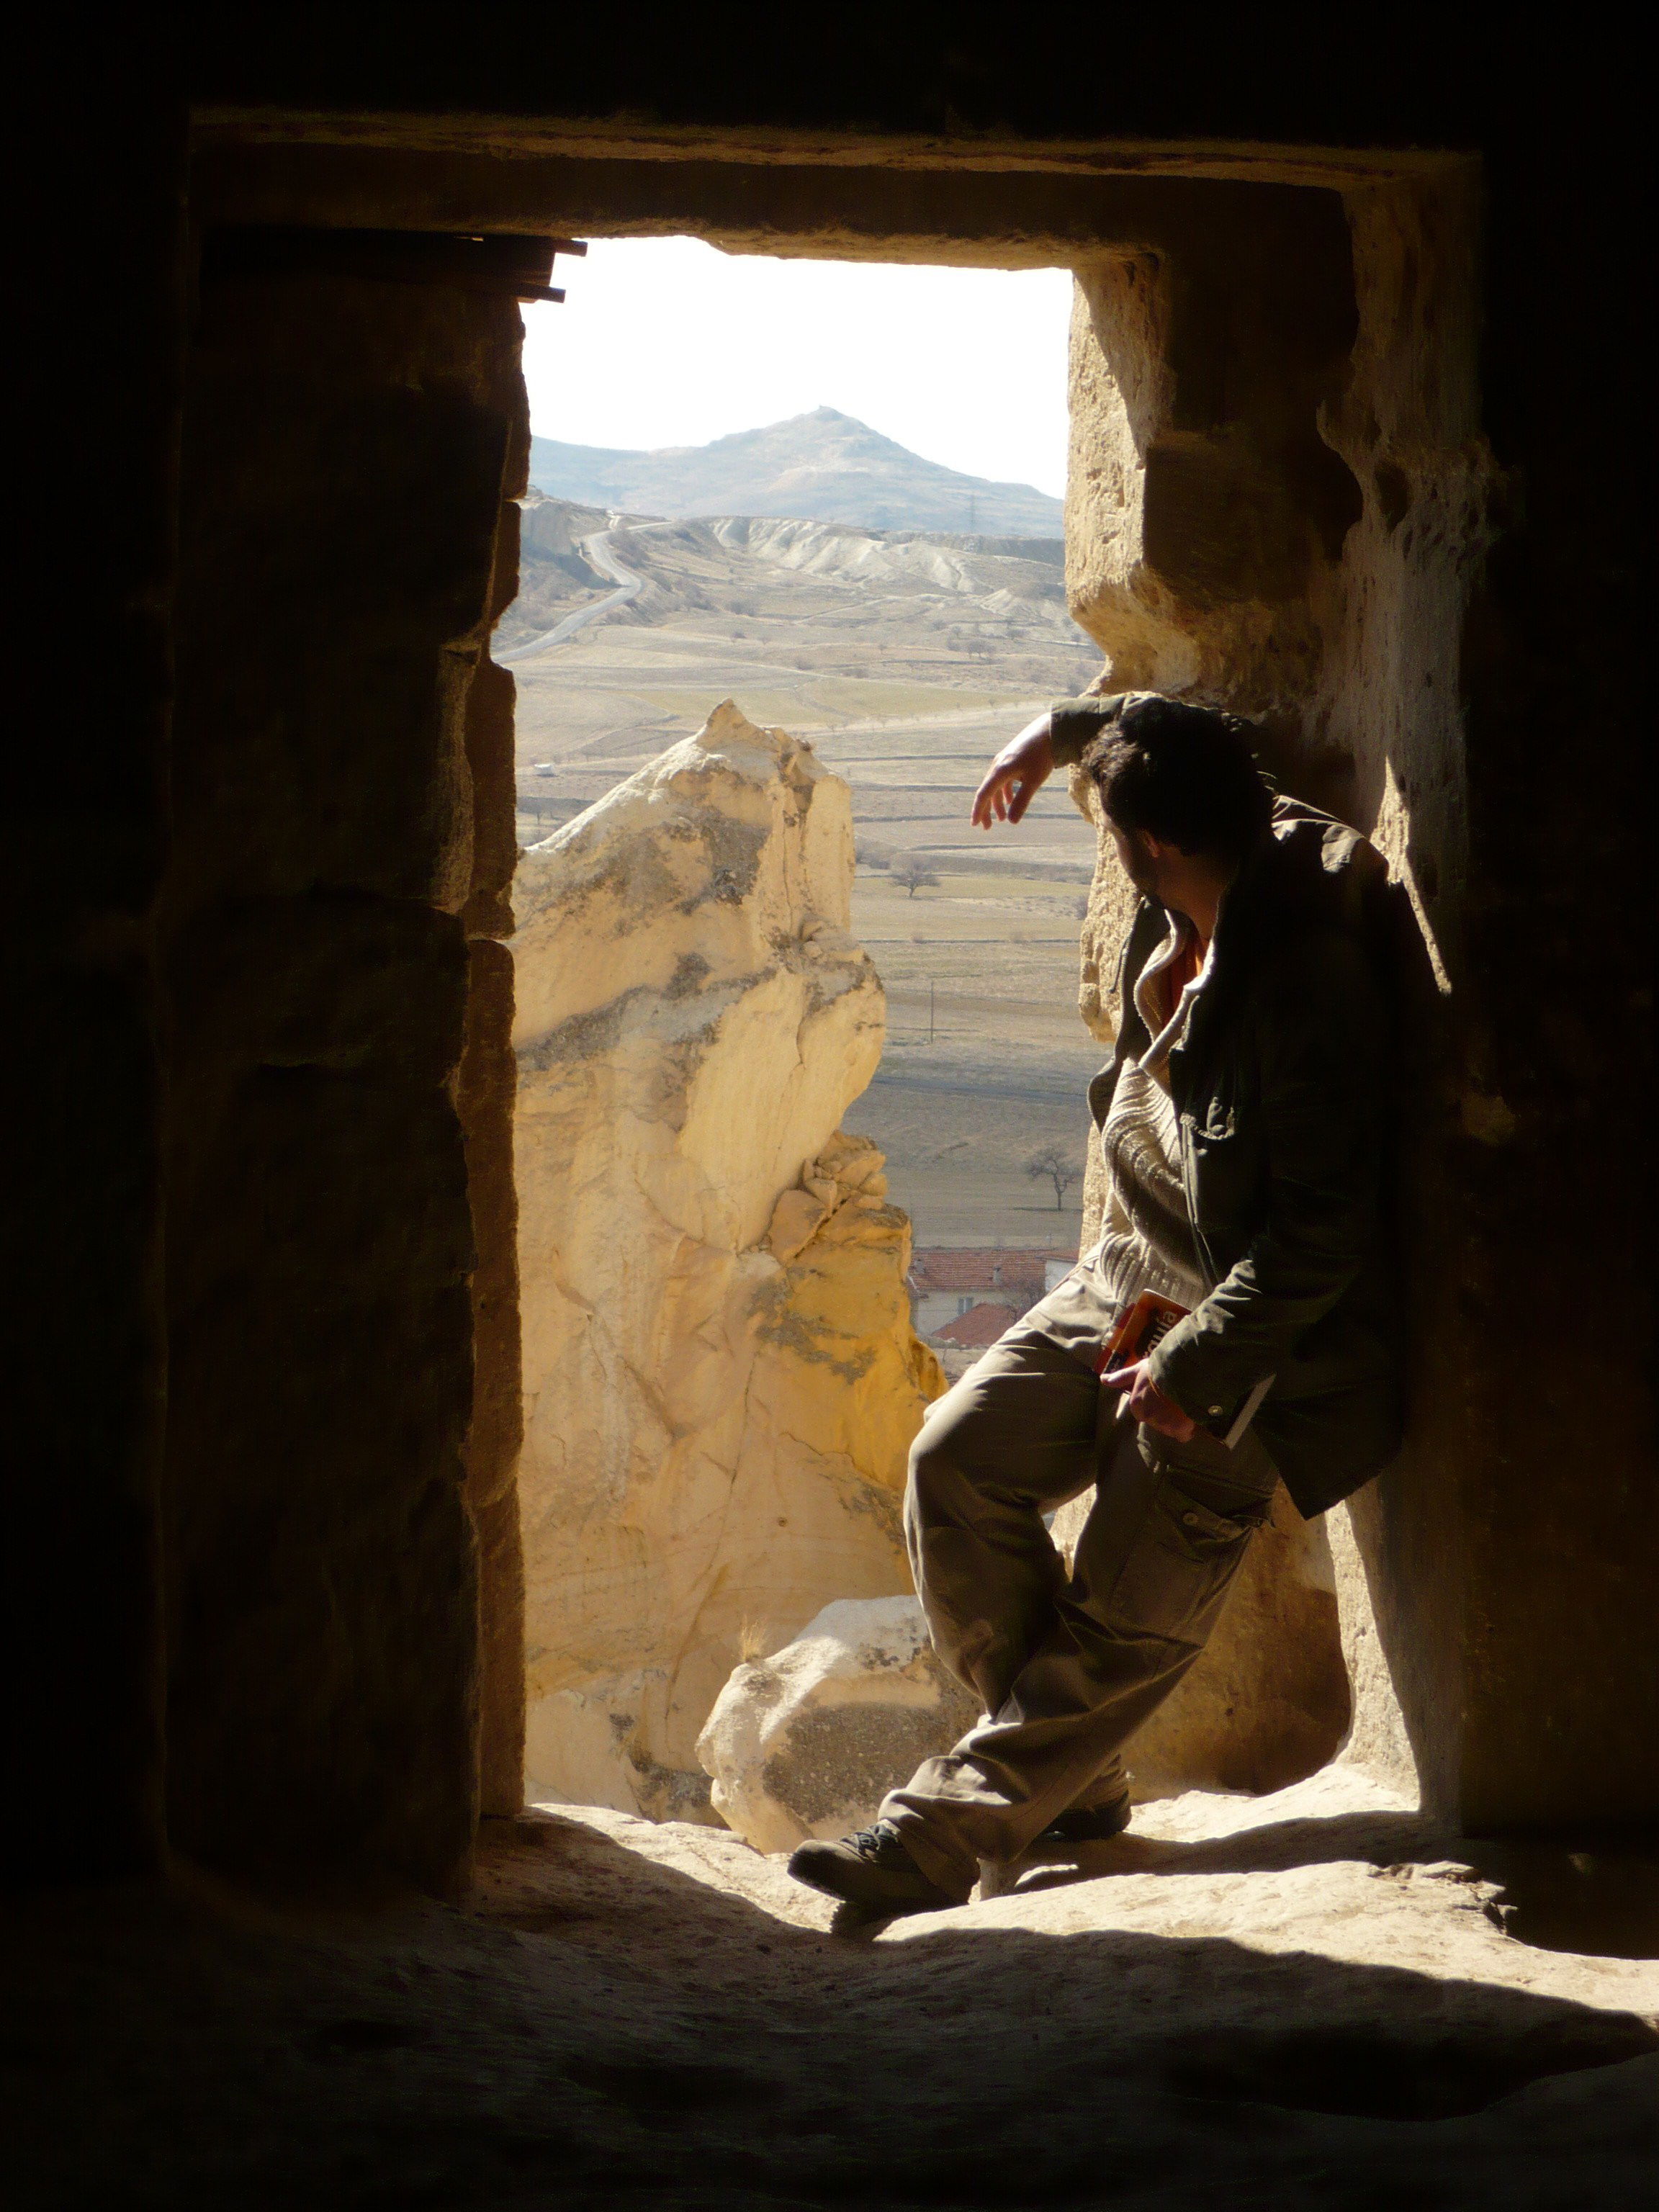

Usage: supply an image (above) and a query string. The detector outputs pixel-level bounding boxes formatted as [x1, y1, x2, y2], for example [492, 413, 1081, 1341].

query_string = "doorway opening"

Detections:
[501, 239, 1104, 1819]
[168, 118, 1492, 1889]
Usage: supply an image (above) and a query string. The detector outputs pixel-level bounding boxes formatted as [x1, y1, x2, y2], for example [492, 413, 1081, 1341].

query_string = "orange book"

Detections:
[1100, 1290, 1276, 1447]
[1095, 1290, 1189, 1381]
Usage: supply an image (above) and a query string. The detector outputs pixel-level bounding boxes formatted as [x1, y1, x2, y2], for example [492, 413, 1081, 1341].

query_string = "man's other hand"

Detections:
[971, 712, 1055, 828]
[1103, 1359, 1197, 1442]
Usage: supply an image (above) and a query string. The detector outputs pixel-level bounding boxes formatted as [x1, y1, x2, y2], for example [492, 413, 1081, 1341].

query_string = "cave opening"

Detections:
[17, 56, 1659, 2201]
[162, 132, 1501, 1884]
[496, 239, 1104, 1821]
[481, 169, 1470, 1848]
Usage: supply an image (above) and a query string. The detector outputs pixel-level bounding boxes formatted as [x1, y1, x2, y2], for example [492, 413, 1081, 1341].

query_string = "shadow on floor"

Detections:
[996, 1806, 1451, 1891]
[990, 1812, 1659, 1960]
[1461, 1838, 1659, 1961]
[6, 1812, 1655, 2209]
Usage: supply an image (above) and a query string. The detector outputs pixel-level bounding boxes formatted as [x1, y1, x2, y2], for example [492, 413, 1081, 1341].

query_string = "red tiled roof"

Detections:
[909, 1246, 1073, 1295]
[931, 1300, 1020, 1349]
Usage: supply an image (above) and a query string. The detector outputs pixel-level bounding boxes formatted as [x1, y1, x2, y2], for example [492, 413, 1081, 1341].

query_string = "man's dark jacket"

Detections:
[1052, 699, 1403, 1517]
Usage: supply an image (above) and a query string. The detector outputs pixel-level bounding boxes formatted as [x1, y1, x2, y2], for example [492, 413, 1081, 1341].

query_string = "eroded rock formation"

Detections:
[513, 703, 943, 1819]
[697, 1595, 980, 1853]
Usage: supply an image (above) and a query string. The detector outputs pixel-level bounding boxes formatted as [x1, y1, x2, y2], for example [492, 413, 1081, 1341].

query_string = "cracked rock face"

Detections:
[696, 1595, 981, 1853]
[513, 703, 945, 1820]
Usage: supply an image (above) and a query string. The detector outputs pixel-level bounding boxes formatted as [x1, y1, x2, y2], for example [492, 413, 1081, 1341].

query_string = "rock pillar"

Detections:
[161, 264, 526, 1889]
[1066, 171, 1658, 1833]
[513, 703, 943, 1820]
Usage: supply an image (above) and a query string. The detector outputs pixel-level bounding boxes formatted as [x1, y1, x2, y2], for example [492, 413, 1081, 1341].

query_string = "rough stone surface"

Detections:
[8, 48, 182, 1884]
[1057, 166, 1659, 1832]
[458, 470, 531, 1823]
[697, 1596, 981, 1853]
[9, 1772, 1655, 2208]
[1326, 1491, 1421, 1798]
[458, 934, 527, 1820]
[161, 269, 527, 1889]
[514, 704, 943, 1820]
[1064, 205, 1361, 719]
[22, 17, 1655, 1931]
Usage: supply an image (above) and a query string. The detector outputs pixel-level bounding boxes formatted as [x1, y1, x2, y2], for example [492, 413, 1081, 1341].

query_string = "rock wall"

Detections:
[514, 703, 943, 1820]
[6, 46, 184, 1884]
[1058, 183, 1476, 1807]
[1058, 170, 1657, 1830]
[161, 266, 527, 1889]
[1064, 197, 1360, 720]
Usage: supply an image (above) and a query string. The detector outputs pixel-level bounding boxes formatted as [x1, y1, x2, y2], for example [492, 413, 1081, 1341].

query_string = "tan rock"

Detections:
[1064, 254, 1201, 698]
[696, 1595, 981, 1855]
[531, 1767, 1659, 2067]
[513, 703, 944, 1821]
[1326, 1489, 1421, 1798]
[913, 1768, 1659, 2051]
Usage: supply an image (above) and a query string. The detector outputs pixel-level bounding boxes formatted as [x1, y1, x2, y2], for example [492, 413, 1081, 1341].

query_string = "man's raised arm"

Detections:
[970, 694, 1128, 829]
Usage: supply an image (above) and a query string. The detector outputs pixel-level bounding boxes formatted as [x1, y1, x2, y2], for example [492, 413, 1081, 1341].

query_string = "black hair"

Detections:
[1082, 694, 1272, 866]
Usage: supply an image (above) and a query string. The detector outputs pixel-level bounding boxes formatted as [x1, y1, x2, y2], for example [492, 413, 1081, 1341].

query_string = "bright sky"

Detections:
[521, 238, 1074, 497]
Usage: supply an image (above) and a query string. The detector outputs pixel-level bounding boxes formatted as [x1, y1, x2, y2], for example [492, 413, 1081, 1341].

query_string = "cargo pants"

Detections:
[880, 1328, 1279, 1900]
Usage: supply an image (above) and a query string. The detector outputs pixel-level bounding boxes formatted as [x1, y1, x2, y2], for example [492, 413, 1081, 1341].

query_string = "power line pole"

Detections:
[929, 979, 935, 1042]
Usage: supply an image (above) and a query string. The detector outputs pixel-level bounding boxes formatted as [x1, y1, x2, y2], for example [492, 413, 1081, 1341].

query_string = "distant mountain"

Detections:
[527, 408, 1064, 538]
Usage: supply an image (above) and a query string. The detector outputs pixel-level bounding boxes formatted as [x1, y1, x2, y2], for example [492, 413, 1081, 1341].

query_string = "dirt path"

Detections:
[495, 523, 652, 662]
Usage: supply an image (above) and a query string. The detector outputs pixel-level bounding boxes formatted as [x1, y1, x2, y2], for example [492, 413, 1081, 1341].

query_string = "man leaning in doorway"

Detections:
[789, 692, 1402, 1916]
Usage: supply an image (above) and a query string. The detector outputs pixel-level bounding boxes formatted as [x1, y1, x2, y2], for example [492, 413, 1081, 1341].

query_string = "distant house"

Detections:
[931, 1300, 1025, 1352]
[907, 1247, 1075, 1339]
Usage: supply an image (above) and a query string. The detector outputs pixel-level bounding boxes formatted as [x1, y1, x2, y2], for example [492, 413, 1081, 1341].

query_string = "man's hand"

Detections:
[1103, 1359, 1197, 1442]
[971, 712, 1055, 829]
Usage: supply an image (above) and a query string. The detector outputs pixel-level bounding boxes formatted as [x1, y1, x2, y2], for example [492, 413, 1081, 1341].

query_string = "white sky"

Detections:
[521, 238, 1074, 497]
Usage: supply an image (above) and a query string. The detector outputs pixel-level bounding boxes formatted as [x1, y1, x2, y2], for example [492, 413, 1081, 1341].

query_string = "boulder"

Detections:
[513, 703, 945, 1820]
[697, 1596, 980, 1854]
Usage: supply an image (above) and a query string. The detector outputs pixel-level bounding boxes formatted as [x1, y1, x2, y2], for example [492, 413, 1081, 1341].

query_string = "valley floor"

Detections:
[507, 509, 1107, 1250]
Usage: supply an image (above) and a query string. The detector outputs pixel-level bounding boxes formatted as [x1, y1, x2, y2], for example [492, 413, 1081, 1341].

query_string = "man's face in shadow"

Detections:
[1107, 820, 1164, 901]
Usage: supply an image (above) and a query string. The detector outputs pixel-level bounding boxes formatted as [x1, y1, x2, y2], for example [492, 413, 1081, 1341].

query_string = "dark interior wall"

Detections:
[456, 649, 527, 1822]
[4, 34, 185, 1883]
[161, 261, 526, 1887]
[1451, 167, 1653, 1828]
[7, 14, 1647, 1887]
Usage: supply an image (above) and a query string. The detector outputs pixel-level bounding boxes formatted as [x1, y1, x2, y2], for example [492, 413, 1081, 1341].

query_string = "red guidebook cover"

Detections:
[1094, 1290, 1189, 1380]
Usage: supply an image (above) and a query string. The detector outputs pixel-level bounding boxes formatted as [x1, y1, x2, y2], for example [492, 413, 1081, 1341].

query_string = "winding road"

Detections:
[494, 522, 649, 664]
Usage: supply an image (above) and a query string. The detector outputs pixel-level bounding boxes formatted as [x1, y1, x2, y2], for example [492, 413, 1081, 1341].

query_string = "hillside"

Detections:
[527, 408, 1064, 537]
[503, 493, 1100, 875]
[499, 496, 1098, 796]
[501, 493, 1104, 1250]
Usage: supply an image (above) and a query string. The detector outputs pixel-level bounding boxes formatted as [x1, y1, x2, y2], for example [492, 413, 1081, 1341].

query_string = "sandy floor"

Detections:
[9, 1768, 1655, 2210]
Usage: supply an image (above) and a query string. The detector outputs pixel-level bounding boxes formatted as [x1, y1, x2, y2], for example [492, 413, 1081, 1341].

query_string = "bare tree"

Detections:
[891, 856, 940, 899]
[1025, 1142, 1080, 1211]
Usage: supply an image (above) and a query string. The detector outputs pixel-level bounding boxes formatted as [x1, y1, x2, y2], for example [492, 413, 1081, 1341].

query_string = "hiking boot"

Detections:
[787, 1820, 963, 1916]
[1035, 1798, 1133, 1846]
